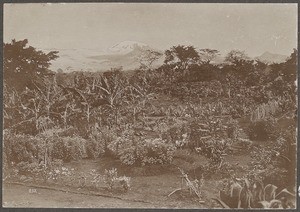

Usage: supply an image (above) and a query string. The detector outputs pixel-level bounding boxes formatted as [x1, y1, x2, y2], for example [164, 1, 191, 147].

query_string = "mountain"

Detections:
[48, 41, 163, 72]
[107, 41, 149, 55]
[48, 42, 288, 72]
[255, 51, 288, 64]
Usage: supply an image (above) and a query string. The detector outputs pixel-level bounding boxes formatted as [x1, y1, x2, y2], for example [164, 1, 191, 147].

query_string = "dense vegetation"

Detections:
[3, 39, 297, 208]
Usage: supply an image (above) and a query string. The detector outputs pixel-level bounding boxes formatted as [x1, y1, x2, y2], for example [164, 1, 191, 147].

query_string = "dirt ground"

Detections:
[3, 183, 156, 208]
[2, 153, 253, 209]
[3, 182, 218, 208]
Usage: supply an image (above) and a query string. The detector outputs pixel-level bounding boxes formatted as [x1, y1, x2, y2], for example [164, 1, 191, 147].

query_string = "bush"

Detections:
[218, 177, 295, 209]
[85, 127, 113, 158]
[51, 136, 85, 162]
[4, 129, 88, 166]
[14, 159, 75, 183]
[138, 138, 176, 166]
[248, 137, 294, 188]
[202, 162, 237, 180]
[3, 130, 44, 164]
[104, 168, 131, 192]
[195, 138, 231, 165]
[85, 139, 102, 159]
[226, 119, 239, 139]
[109, 137, 176, 166]
[247, 118, 279, 141]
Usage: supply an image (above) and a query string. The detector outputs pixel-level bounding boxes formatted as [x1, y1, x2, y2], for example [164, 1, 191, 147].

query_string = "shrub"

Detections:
[85, 127, 108, 159]
[55, 127, 79, 137]
[104, 168, 131, 191]
[117, 176, 131, 191]
[16, 161, 42, 176]
[99, 126, 119, 156]
[104, 167, 118, 190]
[14, 159, 73, 183]
[247, 118, 279, 141]
[51, 136, 85, 162]
[3, 130, 45, 164]
[4, 129, 88, 166]
[248, 136, 294, 188]
[218, 178, 295, 208]
[196, 138, 231, 165]
[85, 139, 102, 159]
[109, 136, 176, 166]
[138, 138, 176, 166]
[226, 119, 239, 139]
[202, 161, 243, 180]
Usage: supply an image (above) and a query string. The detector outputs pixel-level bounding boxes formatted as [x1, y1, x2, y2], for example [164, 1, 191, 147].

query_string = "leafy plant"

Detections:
[51, 136, 85, 162]
[196, 138, 230, 166]
[104, 168, 118, 190]
[247, 118, 279, 141]
[217, 178, 295, 208]
[104, 168, 131, 192]
[109, 136, 176, 166]
[3, 130, 45, 164]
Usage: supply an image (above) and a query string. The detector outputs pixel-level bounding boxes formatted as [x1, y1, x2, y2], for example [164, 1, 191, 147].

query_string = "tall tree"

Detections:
[136, 49, 162, 70]
[199, 48, 220, 65]
[4, 39, 59, 91]
[284, 48, 297, 83]
[164, 45, 200, 70]
[224, 50, 250, 67]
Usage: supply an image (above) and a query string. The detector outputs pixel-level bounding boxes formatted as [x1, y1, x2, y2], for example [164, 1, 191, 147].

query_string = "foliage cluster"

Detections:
[3, 40, 297, 201]
[109, 135, 176, 166]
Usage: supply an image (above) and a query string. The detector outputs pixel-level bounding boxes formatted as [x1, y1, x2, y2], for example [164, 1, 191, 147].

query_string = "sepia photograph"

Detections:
[2, 2, 298, 209]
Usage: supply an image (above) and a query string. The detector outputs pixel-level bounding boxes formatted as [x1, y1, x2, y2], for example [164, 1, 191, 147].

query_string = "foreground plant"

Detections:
[104, 168, 131, 192]
[215, 178, 295, 209]
[168, 167, 204, 203]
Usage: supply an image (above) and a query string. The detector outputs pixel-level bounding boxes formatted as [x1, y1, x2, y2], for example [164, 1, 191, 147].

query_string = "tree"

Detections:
[254, 60, 268, 71]
[283, 48, 297, 82]
[136, 49, 162, 70]
[199, 48, 220, 65]
[4, 39, 59, 91]
[224, 50, 255, 80]
[268, 49, 297, 83]
[164, 45, 200, 70]
[286, 48, 297, 66]
[224, 50, 250, 67]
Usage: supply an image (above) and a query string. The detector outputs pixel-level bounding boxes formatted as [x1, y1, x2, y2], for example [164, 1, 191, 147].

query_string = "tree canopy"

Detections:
[136, 49, 162, 70]
[199, 48, 220, 65]
[164, 45, 200, 70]
[224, 50, 250, 67]
[4, 39, 59, 91]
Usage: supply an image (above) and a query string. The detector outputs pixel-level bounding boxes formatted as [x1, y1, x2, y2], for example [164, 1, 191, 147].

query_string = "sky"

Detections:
[4, 3, 298, 57]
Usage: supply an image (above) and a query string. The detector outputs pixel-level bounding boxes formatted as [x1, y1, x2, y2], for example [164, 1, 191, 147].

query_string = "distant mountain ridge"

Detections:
[255, 51, 288, 64]
[108, 41, 149, 54]
[48, 41, 163, 72]
[47, 42, 289, 72]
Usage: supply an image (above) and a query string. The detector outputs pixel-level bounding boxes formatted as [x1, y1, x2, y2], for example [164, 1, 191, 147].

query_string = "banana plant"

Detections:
[215, 178, 296, 209]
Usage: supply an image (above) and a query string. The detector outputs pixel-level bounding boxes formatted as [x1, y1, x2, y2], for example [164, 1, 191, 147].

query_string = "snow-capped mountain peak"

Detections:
[48, 41, 163, 72]
[108, 41, 148, 54]
[255, 51, 288, 64]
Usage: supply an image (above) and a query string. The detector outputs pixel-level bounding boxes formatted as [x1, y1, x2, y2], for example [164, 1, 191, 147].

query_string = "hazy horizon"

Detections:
[4, 3, 297, 57]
